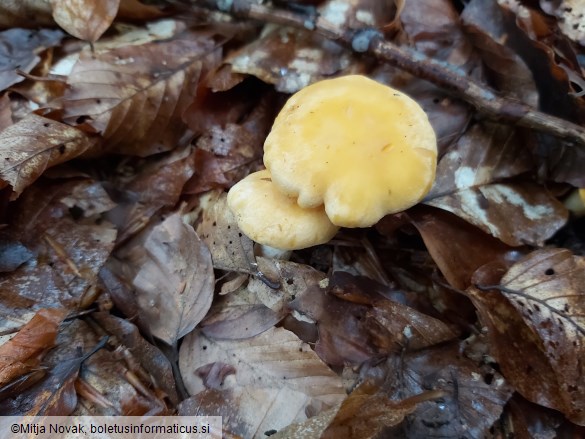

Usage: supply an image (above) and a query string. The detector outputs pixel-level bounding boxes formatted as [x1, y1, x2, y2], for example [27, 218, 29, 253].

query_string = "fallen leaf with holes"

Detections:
[425, 122, 568, 246]
[51, 0, 119, 42]
[0, 308, 66, 389]
[116, 212, 214, 346]
[0, 115, 98, 198]
[179, 326, 346, 436]
[468, 248, 585, 425]
[61, 32, 220, 155]
[196, 191, 255, 274]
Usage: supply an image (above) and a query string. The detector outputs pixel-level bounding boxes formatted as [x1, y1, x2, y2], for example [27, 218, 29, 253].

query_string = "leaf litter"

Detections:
[0, 0, 583, 437]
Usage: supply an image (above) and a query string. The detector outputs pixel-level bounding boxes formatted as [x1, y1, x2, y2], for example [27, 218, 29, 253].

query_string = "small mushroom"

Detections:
[227, 170, 339, 250]
[263, 75, 437, 228]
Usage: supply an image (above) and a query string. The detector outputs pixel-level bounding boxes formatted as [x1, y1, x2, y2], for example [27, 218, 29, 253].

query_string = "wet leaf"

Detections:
[469, 248, 585, 424]
[116, 212, 214, 345]
[50, 0, 119, 43]
[0, 114, 98, 198]
[179, 327, 346, 435]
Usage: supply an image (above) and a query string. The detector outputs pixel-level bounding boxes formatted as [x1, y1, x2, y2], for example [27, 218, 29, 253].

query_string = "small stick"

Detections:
[195, 0, 585, 147]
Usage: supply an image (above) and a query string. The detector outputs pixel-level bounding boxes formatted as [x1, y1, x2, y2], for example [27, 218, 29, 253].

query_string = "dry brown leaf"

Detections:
[91, 312, 179, 406]
[0, 114, 98, 198]
[469, 248, 585, 425]
[179, 389, 273, 437]
[61, 33, 220, 156]
[117, 212, 214, 346]
[0, 308, 66, 389]
[365, 299, 459, 353]
[179, 327, 346, 436]
[410, 206, 518, 290]
[50, 0, 119, 43]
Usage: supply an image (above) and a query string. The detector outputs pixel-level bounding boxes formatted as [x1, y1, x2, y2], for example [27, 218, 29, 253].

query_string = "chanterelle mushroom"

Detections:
[263, 75, 437, 228]
[227, 170, 339, 250]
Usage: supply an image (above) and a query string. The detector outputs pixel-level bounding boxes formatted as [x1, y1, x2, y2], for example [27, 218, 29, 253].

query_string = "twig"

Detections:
[195, 0, 585, 147]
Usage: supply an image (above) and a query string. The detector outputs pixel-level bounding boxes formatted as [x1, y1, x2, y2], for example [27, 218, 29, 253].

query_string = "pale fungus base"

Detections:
[263, 75, 438, 228]
[227, 170, 340, 250]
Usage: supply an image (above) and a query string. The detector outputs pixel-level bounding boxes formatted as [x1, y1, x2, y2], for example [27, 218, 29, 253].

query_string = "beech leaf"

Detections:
[50, 0, 119, 43]
[0, 114, 97, 198]
[470, 248, 585, 424]
[62, 34, 219, 155]
[426, 123, 568, 245]
[123, 213, 214, 345]
[179, 327, 346, 436]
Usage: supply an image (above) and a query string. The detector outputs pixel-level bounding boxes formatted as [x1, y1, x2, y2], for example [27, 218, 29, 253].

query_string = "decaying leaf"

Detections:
[116, 212, 214, 346]
[0, 114, 98, 198]
[0, 179, 117, 315]
[469, 248, 585, 425]
[61, 32, 221, 155]
[179, 327, 347, 436]
[196, 191, 256, 273]
[0, 308, 66, 389]
[50, 0, 119, 43]
[323, 382, 444, 439]
[0, 320, 106, 416]
[372, 342, 513, 437]
[426, 122, 568, 246]
[105, 146, 196, 243]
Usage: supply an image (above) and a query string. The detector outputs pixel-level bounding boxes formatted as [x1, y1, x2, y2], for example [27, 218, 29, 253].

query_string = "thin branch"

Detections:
[196, 0, 585, 147]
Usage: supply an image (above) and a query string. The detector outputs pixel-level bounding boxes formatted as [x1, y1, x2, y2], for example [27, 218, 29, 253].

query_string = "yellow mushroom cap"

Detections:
[263, 75, 438, 228]
[226, 170, 339, 250]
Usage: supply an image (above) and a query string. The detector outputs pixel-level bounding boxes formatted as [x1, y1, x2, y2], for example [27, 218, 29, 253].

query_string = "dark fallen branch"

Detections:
[195, 0, 585, 148]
